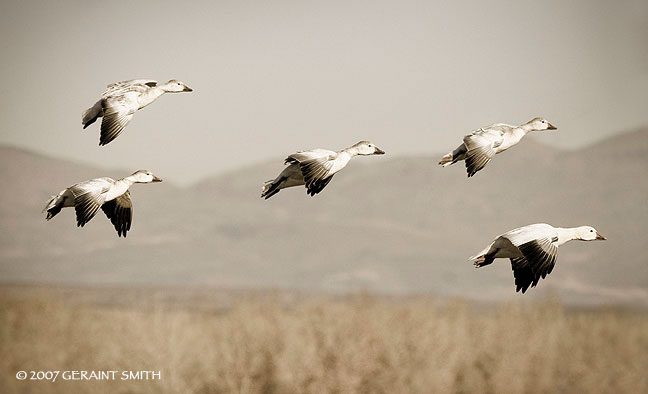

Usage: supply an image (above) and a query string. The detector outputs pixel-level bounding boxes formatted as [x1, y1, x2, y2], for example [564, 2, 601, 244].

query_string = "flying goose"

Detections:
[439, 117, 557, 177]
[261, 141, 385, 199]
[82, 79, 193, 146]
[471, 223, 606, 293]
[43, 170, 162, 237]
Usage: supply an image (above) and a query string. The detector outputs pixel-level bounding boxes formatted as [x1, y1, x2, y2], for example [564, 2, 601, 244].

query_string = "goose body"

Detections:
[261, 141, 385, 199]
[43, 170, 162, 237]
[471, 223, 606, 293]
[82, 79, 192, 146]
[439, 117, 557, 177]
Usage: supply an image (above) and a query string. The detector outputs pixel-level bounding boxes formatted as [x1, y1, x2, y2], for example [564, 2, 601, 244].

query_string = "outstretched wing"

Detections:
[104, 79, 158, 95]
[101, 191, 133, 237]
[286, 149, 338, 196]
[509, 239, 558, 294]
[504, 224, 559, 293]
[479, 123, 515, 135]
[517, 237, 558, 283]
[299, 156, 336, 195]
[510, 257, 536, 293]
[285, 149, 337, 164]
[304, 172, 334, 196]
[463, 129, 504, 177]
[69, 179, 112, 227]
[99, 96, 137, 145]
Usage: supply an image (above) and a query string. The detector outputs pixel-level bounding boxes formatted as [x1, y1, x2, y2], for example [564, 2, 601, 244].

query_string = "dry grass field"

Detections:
[1, 286, 647, 394]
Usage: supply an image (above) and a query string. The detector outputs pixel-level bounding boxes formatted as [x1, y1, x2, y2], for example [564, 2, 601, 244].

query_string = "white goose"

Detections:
[261, 141, 385, 199]
[43, 170, 162, 237]
[439, 117, 557, 177]
[471, 223, 606, 293]
[82, 79, 193, 146]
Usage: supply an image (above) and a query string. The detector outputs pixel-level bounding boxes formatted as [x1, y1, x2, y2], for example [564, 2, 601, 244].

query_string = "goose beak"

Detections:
[183, 86, 193, 92]
[374, 147, 385, 155]
[595, 232, 606, 240]
[152, 175, 163, 183]
[547, 123, 557, 130]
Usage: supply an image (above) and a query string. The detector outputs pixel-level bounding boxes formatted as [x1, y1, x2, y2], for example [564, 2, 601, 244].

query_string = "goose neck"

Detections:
[119, 176, 137, 186]
[519, 122, 537, 134]
[555, 227, 580, 246]
[340, 147, 358, 157]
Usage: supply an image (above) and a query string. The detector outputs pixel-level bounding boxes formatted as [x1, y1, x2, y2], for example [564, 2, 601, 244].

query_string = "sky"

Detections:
[0, 0, 646, 185]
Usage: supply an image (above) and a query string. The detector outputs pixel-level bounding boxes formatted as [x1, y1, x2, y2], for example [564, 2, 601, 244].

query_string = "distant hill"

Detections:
[1, 129, 646, 306]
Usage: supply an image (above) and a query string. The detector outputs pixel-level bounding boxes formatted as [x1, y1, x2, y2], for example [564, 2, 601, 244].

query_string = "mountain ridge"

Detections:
[0, 128, 646, 306]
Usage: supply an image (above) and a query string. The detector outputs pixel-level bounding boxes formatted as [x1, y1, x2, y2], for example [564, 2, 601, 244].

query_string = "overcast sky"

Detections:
[0, 0, 646, 185]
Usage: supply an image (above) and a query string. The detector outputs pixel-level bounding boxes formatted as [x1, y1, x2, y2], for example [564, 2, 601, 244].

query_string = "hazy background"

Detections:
[0, 0, 646, 184]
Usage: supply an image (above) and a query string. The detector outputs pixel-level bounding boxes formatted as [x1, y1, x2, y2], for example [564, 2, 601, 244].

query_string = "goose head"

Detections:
[575, 226, 606, 241]
[130, 170, 163, 183]
[161, 79, 193, 93]
[526, 117, 557, 131]
[352, 141, 385, 155]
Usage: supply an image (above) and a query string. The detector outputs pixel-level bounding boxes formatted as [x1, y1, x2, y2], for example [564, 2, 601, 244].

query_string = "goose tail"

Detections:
[470, 243, 495, 267]
[439, 152, 454, 167]
[261, 179, 282, 200]
[471, 249, 495, 268]
[439, 143, 467, 167]
[43, 192, 65, 220]
[82, 100, 103, 129]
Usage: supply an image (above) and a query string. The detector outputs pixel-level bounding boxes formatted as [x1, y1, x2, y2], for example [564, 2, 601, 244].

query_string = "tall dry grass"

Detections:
[1, 288, 647, 394]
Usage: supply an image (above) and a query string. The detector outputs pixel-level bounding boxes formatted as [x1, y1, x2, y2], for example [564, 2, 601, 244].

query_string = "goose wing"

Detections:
[101, 191, 133, 237]
[69, 178, 113, 227]
[463, 128, 505, 177]
[503, 224, 559, 293]
[107, 79, 158, 87]
[479, 123, 516, 135]
[285, 149, 337, 164]
[99, 95, 137, 146]
[104, 79, 158, 95]
[286, 149, 338, 196]
[510, 257, 536, 293]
